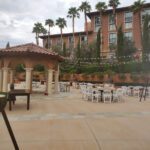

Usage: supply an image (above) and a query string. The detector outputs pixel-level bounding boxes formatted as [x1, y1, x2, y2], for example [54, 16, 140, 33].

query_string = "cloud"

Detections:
[0, 0, 150, 48]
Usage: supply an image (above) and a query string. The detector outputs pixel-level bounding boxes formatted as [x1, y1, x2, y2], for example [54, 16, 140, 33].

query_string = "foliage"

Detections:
[67, 7, 80, 19]
[130, 73, 139, 81]
[45, 19, 54, 49]
[63, 42, 67, 57]
[118, 74, 126, 80]
[117, 25, 124, 60]
[79, 1, 91, 13]
[117, 25, 136, 61]
[45, 19, 54, 28]
[32, 22, 46, 45]
[79, 1, 91, 43]
[16, 64, 25, 72]
[34, 64, 45, 72]
[95, 2, 107, 12]
[132, 0, 145, 13]
[96, 29, 101, 59]
[142, 14, 150, 61]
[56, 18, 67, 29]
[56, 17, 67, 50]
[60, 61, 150, 75]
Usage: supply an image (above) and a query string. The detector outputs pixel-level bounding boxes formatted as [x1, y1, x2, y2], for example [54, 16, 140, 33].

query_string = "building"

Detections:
[40, 3, 150, 59]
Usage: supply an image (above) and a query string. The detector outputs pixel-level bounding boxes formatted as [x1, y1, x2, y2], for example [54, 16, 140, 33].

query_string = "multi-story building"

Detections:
[40, 3, 150, 58]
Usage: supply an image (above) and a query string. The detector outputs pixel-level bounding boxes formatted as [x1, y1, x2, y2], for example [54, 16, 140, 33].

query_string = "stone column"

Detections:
[54, 65, 59, 93]
[10, 69, 15, 84]
[47, 69, 53, 95]
[25, 68, 33, 91]
[0, 69, 3, 92]
[2, 67, 9, 92]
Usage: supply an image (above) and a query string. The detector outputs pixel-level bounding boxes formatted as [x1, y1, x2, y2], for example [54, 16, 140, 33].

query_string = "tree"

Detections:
[76, 38, 81, 72]
[95, 2, 107, 52]
[96, 28, 101, 59]
[41, 27, 47, 35]
[132, 0, 145, 50]
[117, 25, 124, 61]
[56, 18, 67, 51]
[117, 25, 136, 61]
[67, 7, 80, 50]
[32, 22, 44, 45]
[79, 1, 91, 44]
[63, 42, 67, 57]
[6, 42, 10, 48]
[142, 14, 150, 61]
[108, 0, 120, 30]
[45, 19, 54, 49]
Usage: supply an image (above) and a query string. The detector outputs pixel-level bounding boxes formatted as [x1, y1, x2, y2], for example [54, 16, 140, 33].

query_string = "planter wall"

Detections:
[60, 73, 148, 84]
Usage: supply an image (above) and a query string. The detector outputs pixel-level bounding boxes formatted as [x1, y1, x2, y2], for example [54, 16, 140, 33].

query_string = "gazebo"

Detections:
[0, 43, 63, 94]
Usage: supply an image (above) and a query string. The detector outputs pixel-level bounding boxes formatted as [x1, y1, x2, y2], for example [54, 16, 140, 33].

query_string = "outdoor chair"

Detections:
[91, 89, 100, 103]
[103, 90, 112, 103]
[113, 88, 124, 102]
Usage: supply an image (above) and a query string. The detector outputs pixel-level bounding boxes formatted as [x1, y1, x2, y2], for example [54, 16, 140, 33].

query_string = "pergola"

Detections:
[0, 43, 63, 94]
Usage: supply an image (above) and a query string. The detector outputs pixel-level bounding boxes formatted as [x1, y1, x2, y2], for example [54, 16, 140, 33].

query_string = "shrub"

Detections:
[130, 73, 139, 82]
[119, 74, 126, 81]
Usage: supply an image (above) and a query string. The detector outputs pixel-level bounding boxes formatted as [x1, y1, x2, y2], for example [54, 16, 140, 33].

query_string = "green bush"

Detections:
[119, 74, 126, 80]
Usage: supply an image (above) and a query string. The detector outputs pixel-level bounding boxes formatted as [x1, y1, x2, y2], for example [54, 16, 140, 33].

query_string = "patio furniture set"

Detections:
[80, 83, 150, 103]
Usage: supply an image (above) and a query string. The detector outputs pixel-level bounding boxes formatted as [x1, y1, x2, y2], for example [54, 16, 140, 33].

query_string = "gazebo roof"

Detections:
[0, 43, 64, 61]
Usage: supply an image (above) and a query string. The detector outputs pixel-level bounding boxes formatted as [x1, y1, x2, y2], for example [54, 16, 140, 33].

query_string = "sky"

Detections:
[0, 0, 150, 48]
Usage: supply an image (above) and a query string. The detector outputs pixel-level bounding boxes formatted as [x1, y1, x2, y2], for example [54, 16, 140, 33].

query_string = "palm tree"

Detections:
[45, 19, 54, 49]
[41, 27, 47, 35]
[79, 1, 91, 44]
[67, 7, 80, 49]
[95, 2, 107, 56]
[56, 18, 67, 50]
[32, 22, 44, 45]
[132, 0, 145, 50]
[109, 0, 120, 30]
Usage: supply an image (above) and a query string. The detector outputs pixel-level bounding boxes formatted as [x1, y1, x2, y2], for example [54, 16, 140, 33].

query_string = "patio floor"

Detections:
[0, 88, 150, 150]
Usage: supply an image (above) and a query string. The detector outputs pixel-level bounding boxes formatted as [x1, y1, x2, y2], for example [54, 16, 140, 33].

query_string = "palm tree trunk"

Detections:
[36, 33, 39, 46]
[84, 11, 88, 44]
[138, 11, 143, 51]
[48, 26, 50, 49]
[73, 17, 75, 49]
[113, 7, 117, 31]
[60, 28, 63, 51]
[100, 12, 102, 58]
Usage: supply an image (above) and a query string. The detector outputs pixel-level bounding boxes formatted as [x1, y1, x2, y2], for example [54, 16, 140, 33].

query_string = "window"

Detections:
[125, 12, 133, 29]
[124, 32, 133, 41]
[95, 16, 101, 32]
[109, 14, 116, 31]
[109, 33, 117, 44]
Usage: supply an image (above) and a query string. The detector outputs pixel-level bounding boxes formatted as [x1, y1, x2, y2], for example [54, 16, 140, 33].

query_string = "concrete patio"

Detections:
[0, 88, 150, 150]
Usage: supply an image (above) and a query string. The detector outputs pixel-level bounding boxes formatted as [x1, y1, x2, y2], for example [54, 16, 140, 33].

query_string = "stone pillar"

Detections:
[54, 65, 59, 93]
[10, 69, 15, 84]
[47, 69, 53, 95]
[0, 69, 3, 92]
[25, 68, 33, 91]
[2, 67, 9, 92]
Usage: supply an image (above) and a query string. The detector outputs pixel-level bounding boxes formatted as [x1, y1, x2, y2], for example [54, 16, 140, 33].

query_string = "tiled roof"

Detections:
[87, 3, 150, 18]
[0, 43, 64, 61]
[40, 31, 93, 39]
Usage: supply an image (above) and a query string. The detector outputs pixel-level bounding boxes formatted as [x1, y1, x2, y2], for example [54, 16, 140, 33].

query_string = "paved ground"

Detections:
[0, 88, 150, 150]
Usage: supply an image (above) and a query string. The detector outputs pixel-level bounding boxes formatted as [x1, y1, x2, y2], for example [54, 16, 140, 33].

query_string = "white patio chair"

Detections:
[103, 90, 112, 103]
[114, 88, 124, 102]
